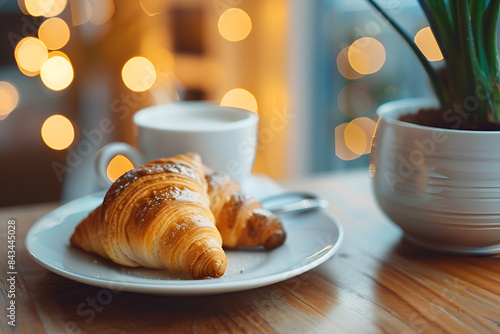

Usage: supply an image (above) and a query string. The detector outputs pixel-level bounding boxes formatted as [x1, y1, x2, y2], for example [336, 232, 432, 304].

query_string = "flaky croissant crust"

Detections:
[72, 153, 227, 279]
[71, 153, 286, 279]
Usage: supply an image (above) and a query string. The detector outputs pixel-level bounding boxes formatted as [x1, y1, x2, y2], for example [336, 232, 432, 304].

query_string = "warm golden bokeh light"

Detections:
[38, 18, 70, 50]
[337, 83, 372, 117]
[415, 27, 443, 62]
[41, 114, 75, 150]
[218, 8, 252, 42]
[48, 50, 70, 61]
[335, 123, 361, 161]
[15, 37, 48, 76]
[337, 47, 364, 80]
[107, 155, 135, 182]
[344, 121, 366, 155]
[43, 0, 67, 17]
[25, 0, 55, 16]
[89, 0, 115, 25]
[122, 57, 157, 92]
[220, 88, 258, 113]
[345, 117, 377, 155]
[40, 56, 74, 91]
[0, 82, 19, 117]
[348, 37, 386, 75]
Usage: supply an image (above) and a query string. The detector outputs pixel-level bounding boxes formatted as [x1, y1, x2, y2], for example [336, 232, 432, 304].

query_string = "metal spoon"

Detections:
[260, 192, 328, 214]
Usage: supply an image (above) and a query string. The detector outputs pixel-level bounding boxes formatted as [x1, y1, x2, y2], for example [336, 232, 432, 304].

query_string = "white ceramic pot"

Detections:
[370, 98, 500, 255]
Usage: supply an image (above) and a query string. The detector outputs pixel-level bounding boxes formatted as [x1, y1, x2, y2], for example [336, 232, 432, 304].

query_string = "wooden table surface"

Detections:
[1, 169, 500, 334]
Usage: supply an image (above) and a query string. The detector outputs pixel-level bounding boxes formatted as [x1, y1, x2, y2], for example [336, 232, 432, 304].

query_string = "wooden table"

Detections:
[1, 169, 500, 333]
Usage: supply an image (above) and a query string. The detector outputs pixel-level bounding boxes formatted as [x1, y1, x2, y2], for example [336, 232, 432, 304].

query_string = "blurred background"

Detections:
[0, 0, 440, 207]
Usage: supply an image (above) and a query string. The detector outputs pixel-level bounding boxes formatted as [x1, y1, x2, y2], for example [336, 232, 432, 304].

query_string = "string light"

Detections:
[41, 114, 75, 150]
[25, 0, 55, 17]
[43, 0, 67, 17]
[107, 155, 135, 182]
[14, 37, 48, 76]
[220, 88, 258, 113]
[348, 37, 386, 75]
[218, 8, 252, 42]
[38, 17, 70, 50]
[337, 83, 372, 117]
[337, 47, 364, 80]
[40, 56, 74, 91]
[415, 27, 443, 62]
[0, 82, 19, 118]
[121, 57, 157, 92]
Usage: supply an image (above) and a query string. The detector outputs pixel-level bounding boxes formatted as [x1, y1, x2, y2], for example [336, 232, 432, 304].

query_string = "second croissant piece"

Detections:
[206, 171, 286, 249]
[70, 153, 227, 279]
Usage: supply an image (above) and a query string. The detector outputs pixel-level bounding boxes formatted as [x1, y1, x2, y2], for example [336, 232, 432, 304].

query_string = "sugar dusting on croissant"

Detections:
[70, 153, 286, 279]
[71, 153, 226, 279]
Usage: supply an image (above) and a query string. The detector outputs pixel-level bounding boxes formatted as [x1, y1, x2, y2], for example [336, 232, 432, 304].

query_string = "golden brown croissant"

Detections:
[70, 153, 227, 279]
[206, 171, 286, 249]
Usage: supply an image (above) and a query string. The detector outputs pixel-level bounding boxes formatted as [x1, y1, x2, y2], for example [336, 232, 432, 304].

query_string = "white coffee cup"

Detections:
[95, 101, 259, 187]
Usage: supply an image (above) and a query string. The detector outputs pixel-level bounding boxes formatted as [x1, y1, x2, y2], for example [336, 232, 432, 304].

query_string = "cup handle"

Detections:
[94, 142, 143, 188]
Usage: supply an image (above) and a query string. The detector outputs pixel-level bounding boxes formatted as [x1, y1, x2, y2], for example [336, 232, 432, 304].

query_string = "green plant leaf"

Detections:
[419, 0, 456, 63]
[365, 0, 445, 108]
[484, 0, 500, 75]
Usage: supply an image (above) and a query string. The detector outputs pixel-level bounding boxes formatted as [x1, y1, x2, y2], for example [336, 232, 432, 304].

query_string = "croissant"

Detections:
[70, 153, 227, 279]
[206, 171, 286, 249]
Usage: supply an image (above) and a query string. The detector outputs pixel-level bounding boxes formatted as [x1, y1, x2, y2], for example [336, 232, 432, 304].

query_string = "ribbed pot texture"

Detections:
[371, 98, 500, 255]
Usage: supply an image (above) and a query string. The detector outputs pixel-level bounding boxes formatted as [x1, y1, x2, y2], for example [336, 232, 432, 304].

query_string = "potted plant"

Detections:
[367, 0, 500, 254]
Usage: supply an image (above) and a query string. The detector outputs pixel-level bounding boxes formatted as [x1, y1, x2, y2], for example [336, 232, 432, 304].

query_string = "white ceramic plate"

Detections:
[26, 177, 343, 296]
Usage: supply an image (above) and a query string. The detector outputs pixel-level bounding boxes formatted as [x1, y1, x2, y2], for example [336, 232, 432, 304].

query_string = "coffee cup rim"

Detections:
[133, 101, 258, 132]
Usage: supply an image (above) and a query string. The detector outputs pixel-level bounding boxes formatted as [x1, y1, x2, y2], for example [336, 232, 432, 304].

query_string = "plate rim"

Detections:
[26, 185, 344, 296]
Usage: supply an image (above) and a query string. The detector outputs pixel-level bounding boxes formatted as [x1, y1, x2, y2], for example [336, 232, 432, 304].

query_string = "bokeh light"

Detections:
[335, 123, 361, 161]
[43, 0, 67, 17]
[107, 155, 135, 182]
[88, 0, 115, 25]
[48, 50, 70, 61]
[220, 88, 258, 113]
[15, 37, 48, 76]
[121, 57, 157, 92]
[415, 27, 443, 62]
[38, 17, 70, 50]
[345, 117, 377, 155]
[218, 8, 252, 42]
[25, 0, 55, 16]
[348, 37, 386, 75]
[41, 56, 74, 91]
[344, 121, 366, 155]
[41, 115, 75, 150]
[337, 83, 372, 117]
[337, 47, 364, 80]
[0, 82, 19, 117]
